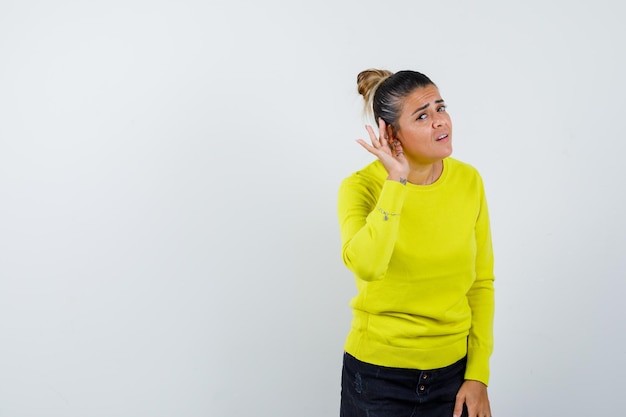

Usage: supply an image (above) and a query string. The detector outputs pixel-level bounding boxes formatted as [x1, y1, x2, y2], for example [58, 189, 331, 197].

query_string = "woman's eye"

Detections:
[417, 105, 446, 120]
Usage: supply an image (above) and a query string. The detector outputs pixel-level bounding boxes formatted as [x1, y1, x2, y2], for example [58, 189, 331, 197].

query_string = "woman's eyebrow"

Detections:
[410, 99, 445, 116]
[411, 103, 430, 116]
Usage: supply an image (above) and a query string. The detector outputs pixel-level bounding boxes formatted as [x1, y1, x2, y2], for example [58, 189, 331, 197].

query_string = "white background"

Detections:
[1, 1, 625, 416]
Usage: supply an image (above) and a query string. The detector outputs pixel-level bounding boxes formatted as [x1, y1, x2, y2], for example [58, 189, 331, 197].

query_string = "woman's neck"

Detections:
[407, 160, 443, 185]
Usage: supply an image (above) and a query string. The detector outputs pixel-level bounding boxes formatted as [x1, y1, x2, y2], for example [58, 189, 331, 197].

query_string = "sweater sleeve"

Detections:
[337, 176, 407, 281]
[464, 176, 495, 385]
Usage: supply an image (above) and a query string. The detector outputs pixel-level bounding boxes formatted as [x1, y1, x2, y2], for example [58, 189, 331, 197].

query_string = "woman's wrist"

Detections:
[387, 174, 407, 185]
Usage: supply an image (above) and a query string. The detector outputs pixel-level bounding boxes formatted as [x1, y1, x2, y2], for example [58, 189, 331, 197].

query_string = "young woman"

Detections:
[337, 69, 495, 417]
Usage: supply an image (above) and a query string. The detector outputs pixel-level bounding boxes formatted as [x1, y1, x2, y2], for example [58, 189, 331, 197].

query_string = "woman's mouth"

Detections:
[436, 133, 449, 142]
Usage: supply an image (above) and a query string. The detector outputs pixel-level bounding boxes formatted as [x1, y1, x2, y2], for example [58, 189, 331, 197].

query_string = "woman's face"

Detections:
[391, 84, 453, 165]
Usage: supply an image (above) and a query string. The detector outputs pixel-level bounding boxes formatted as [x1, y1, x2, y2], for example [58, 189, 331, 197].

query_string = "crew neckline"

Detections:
[405, 158, 450, 190]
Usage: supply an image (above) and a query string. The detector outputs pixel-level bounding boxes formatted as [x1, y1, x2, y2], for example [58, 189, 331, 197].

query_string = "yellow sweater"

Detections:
[337, 157, 495, 385]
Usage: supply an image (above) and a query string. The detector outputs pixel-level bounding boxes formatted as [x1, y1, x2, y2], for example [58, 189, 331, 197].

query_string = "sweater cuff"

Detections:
[465, 346, 491, 386]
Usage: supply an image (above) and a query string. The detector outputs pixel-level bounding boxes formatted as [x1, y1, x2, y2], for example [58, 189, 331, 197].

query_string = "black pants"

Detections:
[340, 353, 469, 417]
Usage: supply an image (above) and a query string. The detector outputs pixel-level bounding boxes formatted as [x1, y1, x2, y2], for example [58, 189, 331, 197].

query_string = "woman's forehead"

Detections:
[400, 86, 442, 112]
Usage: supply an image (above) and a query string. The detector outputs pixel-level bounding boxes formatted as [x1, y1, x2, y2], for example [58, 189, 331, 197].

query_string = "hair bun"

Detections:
[357, 69, 393, 99]
[357, 69, 393, 121]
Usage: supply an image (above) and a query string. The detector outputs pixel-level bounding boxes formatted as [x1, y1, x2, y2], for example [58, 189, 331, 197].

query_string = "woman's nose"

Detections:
[432, 116, 444, 128]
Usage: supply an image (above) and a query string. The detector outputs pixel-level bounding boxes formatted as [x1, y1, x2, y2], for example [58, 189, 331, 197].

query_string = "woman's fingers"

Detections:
[355, 138, 374, 153]
[364, 120, 392, 151]
[359, 122, 403, 160]
[357, 124, 409, 180]
[365, 125, 381, 148]
[377, 118, 389, 148]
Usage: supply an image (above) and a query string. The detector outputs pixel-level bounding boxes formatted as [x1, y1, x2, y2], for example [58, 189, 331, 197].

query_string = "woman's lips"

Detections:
[436, 133, 449, 142]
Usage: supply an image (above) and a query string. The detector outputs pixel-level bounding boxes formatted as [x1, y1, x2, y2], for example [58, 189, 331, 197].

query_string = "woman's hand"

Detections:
[453, 380, 491, 417]
[356, 118, 410, 184]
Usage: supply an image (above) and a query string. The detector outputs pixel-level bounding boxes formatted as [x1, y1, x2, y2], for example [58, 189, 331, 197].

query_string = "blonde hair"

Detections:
[357, 69, 393, 121]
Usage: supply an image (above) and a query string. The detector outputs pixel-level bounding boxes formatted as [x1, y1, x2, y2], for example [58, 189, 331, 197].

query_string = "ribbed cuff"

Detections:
[465, 346, 491, 386]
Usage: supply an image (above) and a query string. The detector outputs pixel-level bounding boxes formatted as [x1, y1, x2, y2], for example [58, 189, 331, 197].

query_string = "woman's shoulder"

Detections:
[446, 157, 482, 178]
[341, 160, 387, 186]
[445, 157, 485, 192]
[338, 160, 387, 203]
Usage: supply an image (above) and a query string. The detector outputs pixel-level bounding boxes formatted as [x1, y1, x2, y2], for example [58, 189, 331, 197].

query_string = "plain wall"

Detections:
[1, 0, 625, 416]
